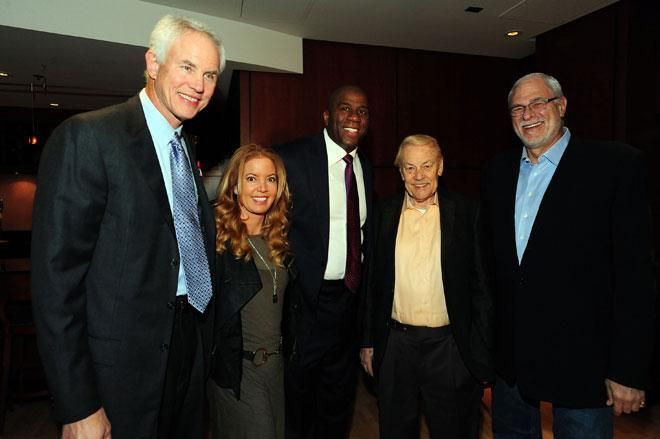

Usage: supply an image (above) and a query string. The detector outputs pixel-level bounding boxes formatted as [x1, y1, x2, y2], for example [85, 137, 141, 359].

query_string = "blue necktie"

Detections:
[169, 134, 212, 313]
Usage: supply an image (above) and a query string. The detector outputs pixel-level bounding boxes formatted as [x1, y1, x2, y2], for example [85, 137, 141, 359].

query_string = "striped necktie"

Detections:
[343, 154, 361, 293]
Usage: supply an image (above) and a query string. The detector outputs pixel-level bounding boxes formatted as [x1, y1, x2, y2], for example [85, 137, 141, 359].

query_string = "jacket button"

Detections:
[170, 257, 179, 267]
[167, 301, 175, 310]
[160, 343, 169, 352]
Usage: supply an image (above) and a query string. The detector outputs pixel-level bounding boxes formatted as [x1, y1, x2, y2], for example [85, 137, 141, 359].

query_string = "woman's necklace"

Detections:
[247, 236, 278, 303]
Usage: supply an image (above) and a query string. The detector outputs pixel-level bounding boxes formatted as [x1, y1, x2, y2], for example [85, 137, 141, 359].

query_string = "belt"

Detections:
[388, 319, 452, 336]
[242, 348, 280, 366]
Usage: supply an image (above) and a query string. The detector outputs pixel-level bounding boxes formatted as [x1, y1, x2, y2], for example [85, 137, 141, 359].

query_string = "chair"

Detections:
[0, 271, 48, 433]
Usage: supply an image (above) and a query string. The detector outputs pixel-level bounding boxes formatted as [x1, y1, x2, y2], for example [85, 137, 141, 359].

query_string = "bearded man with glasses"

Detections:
[481, 72, 656, 438]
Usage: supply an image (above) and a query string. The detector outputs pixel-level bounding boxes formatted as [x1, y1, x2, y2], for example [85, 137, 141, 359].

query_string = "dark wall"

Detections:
[237, 39, 521, 200]
[234, 0, 660, 393]
[535, 0, 660, 247]
[0, 107, 79, 174]
[536, 0, 660, 397]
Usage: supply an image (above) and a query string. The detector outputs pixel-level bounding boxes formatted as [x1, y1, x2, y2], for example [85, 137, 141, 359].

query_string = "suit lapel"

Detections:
[439, 189, 455, 274]
[182, 132, 216, 273]
[123, 96, 174, 233]
[385, 193, 404, 250]
[307, 134, 331, 255]
[523, 138, 581, 264]
[499, 151, 521, 267]
[358, 150, 373, 215]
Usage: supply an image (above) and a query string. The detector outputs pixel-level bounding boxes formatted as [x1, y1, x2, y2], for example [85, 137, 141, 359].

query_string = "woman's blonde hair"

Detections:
[214, 144, 290, 267]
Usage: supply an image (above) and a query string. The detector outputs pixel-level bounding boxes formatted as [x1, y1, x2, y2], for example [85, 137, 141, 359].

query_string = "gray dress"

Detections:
[208, 236, 288, 439]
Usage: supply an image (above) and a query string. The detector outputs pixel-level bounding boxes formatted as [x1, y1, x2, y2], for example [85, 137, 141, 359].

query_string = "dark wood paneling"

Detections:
[247, 71, 304, 146]
[535, 4, 619, 140]
[395, 49, 520, 199]
[396, 49, 517, 164]
[300, 40, 398, 168]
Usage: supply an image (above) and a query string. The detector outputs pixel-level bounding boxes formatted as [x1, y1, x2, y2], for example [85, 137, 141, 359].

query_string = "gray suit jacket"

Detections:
[31, 95, 216, 436]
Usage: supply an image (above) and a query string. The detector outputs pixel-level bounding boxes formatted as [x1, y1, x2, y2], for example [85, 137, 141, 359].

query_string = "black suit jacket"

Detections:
[275, 133, 374, 335]
[210, 249, 297, 398]
[364, 189, 494, 382]
[481, 137, 657, 407]
[31, 95, 216, 436]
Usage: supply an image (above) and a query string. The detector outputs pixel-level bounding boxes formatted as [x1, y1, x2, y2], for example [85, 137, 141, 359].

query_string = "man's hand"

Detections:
[360, 347, 374, 377]
[605, 378, 645, 415]
[62, 407, 112, 439]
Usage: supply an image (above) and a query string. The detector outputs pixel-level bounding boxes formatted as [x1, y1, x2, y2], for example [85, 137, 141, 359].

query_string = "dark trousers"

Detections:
[377, 324, 482, 439]
[157, 296, 205, 439]
[285, 281, 358, 439]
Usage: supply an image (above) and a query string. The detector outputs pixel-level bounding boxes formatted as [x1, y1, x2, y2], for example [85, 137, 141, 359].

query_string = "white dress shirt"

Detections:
[323, 128, 367, 280]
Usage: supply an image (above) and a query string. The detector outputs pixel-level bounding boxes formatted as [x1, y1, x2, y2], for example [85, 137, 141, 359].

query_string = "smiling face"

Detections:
[145, 30, 220, 128]
[238, 156, 278, 232]
[323, 88, 369, 152]
[510, 76, 567, 161]
[399, 142, 444, 207]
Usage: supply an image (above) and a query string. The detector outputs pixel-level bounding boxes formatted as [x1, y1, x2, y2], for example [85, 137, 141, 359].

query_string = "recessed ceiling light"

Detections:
[506, 30, 522, 37]
[0, 71, 10, 77]
[465, 6, 483, 13]
[49, 103, 60, 107]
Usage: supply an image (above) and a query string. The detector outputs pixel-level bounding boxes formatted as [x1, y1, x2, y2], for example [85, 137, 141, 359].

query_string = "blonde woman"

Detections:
[208, 144, 295, 439]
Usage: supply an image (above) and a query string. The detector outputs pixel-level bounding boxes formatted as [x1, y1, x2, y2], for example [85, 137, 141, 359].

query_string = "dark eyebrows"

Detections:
[181, 58, 219, 77]
[336, 100, 368, 109]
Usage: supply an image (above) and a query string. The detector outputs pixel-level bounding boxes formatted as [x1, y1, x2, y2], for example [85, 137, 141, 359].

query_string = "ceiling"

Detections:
[0, 0, 618, 110]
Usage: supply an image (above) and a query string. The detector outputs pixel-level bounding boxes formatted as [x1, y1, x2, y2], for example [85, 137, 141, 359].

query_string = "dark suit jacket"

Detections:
[364, 189, 494, 382]
[31, 95, 216, 436]
[210, 249, 297, 398]
[481, 137, 657, 407]
[275, 133, 374, 337]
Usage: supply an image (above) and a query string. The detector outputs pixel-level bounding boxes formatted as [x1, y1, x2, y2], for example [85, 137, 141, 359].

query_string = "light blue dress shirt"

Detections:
[139, 89, 191, 296]
[515, 128, 571, 262]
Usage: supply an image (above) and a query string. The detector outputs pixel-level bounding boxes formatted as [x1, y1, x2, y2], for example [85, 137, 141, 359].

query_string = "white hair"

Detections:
[149, 15, 226, 73]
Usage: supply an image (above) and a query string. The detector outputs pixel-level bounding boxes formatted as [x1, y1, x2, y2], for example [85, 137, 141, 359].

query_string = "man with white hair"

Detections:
[481, 72, 656, 438]
[31, 15, 224, 438]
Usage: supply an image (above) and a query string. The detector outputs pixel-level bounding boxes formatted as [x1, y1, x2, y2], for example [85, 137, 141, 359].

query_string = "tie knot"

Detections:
[170, 133, 185, 158]
[170, 133, 182, 146]
[343, 154, 353, 165]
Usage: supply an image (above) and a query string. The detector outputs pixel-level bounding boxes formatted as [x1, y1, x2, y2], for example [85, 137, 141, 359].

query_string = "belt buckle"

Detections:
[252, 348, 269, 366]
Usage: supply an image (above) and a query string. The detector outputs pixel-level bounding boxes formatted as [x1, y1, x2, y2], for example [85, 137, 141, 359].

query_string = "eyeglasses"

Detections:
[509, 96, 559, 117]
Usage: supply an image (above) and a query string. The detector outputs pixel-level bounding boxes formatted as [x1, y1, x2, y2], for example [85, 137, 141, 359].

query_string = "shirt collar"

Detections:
[324, 128, 357, 165]
[521, 127, 571, 166]
[139, 89, 182, 146]
[404, 191, 439, 212]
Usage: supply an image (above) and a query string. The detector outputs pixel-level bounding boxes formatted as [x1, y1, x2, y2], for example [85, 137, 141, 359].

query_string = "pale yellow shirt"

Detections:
[392, 194, 449, 327]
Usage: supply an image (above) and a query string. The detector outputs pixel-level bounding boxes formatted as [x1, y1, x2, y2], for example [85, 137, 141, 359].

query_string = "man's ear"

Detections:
[437, 157, 444, 177]
[322, 111, 330, 127]
[145, 50, 160, 80]
[558, 96, 568, 118]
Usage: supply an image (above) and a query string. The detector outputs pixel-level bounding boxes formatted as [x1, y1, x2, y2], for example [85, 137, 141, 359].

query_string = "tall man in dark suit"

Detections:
[276, 85, 373, 438]
[481, 72, 657, 438]
[31, 15, 223, 439]
[360, 135, 493, 438]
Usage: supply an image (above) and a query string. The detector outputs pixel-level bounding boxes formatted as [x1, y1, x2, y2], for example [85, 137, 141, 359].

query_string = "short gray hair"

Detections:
[508, 72, 563, 106]
[149, 15, 226, 72]
[393, 134, 443, 168]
